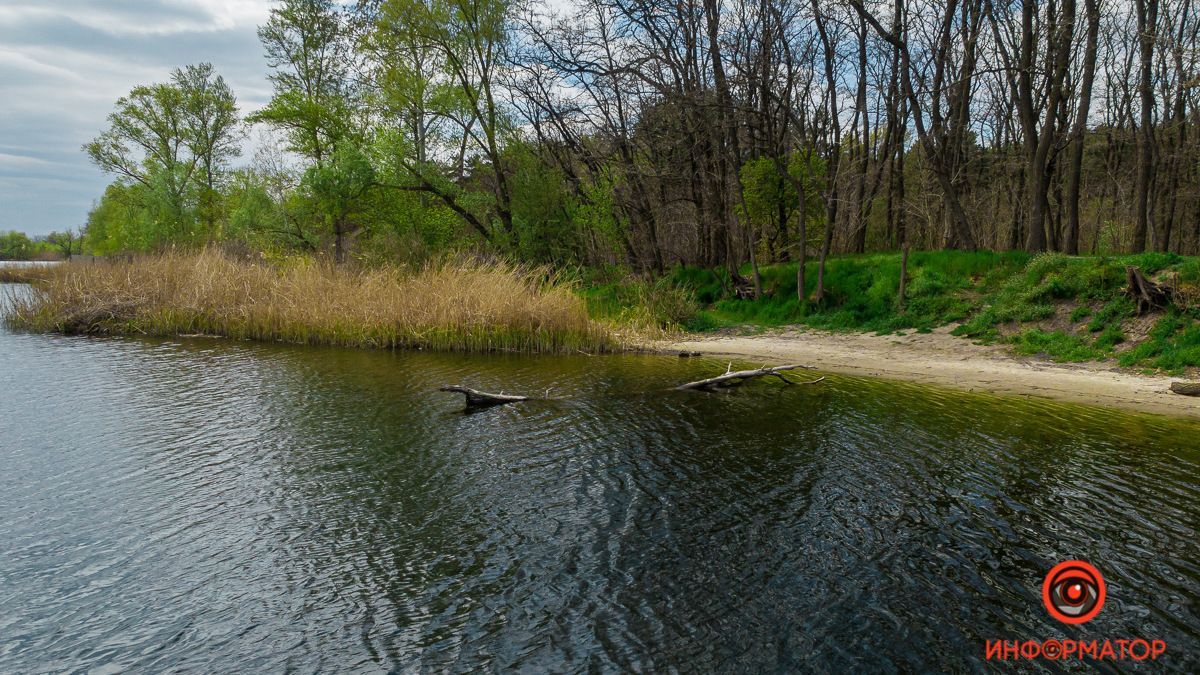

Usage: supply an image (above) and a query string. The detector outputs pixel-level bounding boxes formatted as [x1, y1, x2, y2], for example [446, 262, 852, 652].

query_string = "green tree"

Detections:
[83, 63, 241, 244]
[372, 0, 516, 241]
[741, 154, 825, 263]
[0, 231, 35, 260]
[301, 144, 377, 262]
[84, 80, 194, 209]
[251, 0, 358, 164]
[176, 63, 242, 233]
[45, 230, 80, 260]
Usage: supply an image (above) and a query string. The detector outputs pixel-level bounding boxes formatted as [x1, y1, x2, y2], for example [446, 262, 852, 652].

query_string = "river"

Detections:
[1, 283, 1197, 671]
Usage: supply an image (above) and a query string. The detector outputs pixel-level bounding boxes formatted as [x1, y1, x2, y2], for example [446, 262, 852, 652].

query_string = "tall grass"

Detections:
[0, 265, 57, 284]
[583, 276, 699, 331]
[4, 250, 623, 353]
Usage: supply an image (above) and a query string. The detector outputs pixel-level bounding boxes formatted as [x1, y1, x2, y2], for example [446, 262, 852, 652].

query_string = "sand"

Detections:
[670, 325, 1200, 420]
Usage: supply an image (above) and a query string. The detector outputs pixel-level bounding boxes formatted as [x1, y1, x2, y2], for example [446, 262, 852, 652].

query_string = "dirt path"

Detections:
[670, 325, 1200, 420]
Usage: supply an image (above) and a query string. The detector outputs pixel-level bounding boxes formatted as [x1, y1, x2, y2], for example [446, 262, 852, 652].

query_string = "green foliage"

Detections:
[955, 254, 1126, 338]
[81, 62, 241, 253]
[84, 63, 240, 204]
[673, 251, 1028, 333]
[250, 0, 357, 162]
[584, 277, 699, 330]
[1117, 313, 1200, 373]
[737, 153, 827, 259]
[739, 157, 797, 228]
[1087, 297, 1134, 332]
[85, 182, 197, 254]
[0, 231, 36, 260]
[45, 231, 80, 258]
[505, 142, 581, 264]
[302, 144, 376, 222]
[569, 168, 627, 253]
[1009, 329, 1105, 362]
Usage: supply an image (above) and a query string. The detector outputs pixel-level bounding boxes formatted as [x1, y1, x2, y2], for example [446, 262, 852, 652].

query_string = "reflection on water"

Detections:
[0, 260, 62, 268]
[1, 284, 1198, 671]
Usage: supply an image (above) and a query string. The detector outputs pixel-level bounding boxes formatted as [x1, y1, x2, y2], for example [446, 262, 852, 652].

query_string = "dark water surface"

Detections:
[2, 284, 1198, 672]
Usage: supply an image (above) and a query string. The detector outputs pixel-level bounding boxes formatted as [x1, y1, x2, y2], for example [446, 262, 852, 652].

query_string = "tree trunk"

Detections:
[1065, 0, 1100, 255]
[1133, 0, 1159, 252]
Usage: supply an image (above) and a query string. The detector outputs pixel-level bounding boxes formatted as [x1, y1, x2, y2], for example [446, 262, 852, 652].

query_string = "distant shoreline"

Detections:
[0, 260, 63, 267]
[671, 325, 1200, 420]
[0, 263, 59, 283]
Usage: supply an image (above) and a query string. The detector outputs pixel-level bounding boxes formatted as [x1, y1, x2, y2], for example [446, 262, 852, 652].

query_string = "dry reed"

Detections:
[0, 265, 57, 284]
[4, 250, 626, 353]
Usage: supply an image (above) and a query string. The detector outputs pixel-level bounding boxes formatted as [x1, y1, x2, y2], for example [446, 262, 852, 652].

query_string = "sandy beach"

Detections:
[671, 325, 1200, 420]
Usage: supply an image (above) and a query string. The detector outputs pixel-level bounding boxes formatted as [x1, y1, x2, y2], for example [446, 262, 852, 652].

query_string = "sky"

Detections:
[0, 0, 276, 236]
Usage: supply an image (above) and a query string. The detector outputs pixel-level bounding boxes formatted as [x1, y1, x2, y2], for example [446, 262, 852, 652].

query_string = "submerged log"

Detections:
[1169, 381, 1200, 397]
[676, 363, 824, 391]
[439, 385, 531, 408]
[1125, 266, 1172, 315]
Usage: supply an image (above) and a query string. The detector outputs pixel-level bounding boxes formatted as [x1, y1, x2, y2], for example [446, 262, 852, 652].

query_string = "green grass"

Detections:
[1117, 312, 1200, 373]
[1009, 329, 1106, 362]
[590, 250, 1200, 371]
[670, 250, 1030, 333]
[582, 276, 698, 331]
[949, 252, 1196, 364]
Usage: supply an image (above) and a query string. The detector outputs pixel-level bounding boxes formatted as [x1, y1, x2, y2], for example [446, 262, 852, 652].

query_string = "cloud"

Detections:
[0, 0, 274, 235]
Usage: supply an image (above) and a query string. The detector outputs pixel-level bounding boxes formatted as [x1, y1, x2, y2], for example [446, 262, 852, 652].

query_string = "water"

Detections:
[2, 283, 1198, 672]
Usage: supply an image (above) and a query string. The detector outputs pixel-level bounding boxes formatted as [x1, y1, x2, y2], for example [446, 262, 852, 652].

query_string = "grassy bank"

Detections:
[593, 251, 1200, 373]
[4, 251, 623, 353]
[10, 250, 1200, 371]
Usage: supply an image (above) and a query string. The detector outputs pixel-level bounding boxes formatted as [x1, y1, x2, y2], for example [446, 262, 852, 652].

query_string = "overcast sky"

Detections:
[0, 0, 275, 236]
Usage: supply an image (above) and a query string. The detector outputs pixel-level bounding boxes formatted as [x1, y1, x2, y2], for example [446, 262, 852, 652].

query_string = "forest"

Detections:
[11, 0, 1200, 296]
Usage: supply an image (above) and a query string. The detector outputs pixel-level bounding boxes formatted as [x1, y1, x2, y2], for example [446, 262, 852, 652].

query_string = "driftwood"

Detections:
[1169, 382, 1200, 397]
[676, 363, 824, 391]
[441, 363, 823, 406]
[439, 385, 530, 408]
[1126, 266, 1172, 315]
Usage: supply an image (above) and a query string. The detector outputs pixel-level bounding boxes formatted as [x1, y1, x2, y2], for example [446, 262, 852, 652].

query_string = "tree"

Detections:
[1133, 0, 1159, 252]
[252, 0, 359, 164]
[372, 0, 517, 241]
[176, 64, 242, 233]
[45, 230, 80, 260]
[254, 0, 373, 261]
[0, 231, 35, 260]
[83, 63, 241, 243]
[850, 0, 979, 251]
[65, 0, 1200, 270]
[302, 144, 377, 263]
[84, 80, 195, 210]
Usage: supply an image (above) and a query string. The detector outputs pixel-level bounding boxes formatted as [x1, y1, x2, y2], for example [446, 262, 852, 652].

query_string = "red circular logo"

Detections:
[1042, 560, 1106, 624]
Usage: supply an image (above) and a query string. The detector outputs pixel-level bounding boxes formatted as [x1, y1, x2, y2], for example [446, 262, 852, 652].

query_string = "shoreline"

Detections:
[670, 325, 1200, 420]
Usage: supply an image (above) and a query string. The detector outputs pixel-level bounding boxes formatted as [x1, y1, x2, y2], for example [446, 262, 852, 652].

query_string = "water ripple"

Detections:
[0, 319, 1197, 672]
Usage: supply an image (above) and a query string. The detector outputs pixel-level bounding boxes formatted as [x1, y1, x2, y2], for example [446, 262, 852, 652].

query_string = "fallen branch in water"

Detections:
[439, 385, 531, 408]
[676, 363, 824, 391]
